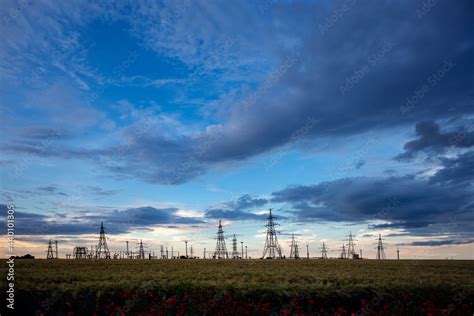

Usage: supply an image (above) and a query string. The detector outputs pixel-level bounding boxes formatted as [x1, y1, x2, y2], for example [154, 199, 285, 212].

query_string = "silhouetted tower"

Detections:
[185, 241, 189, 258]
[96, 222, 110, 259]
[46, 240, 54, 259]
[55, 241, 58, 259]
[231, 234, 239, 258]
[340, 244, 347, 259]
[289, 234, 300, 259]
[262, 209, 283, 259]
[376, 234, 386, 260]
[241, 241, 244, 259]
[73, 247, 87, 259]
[190, 245, 194, 258]
[137, 239, 145, 259]
[245, 245, 248, 259]
[126, 241, 130, 259]
[214, 220, 228, 259]
[397, 247, 400, 260]
[346, 231, 356, 259]
[320, 242, 328, 259]
[306, 245, 309, 259]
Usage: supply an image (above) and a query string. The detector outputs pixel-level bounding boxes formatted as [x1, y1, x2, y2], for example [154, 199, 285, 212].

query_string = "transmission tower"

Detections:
[213, 220, 228, 259]
[375, 234, 386, 260]
[320, 242, 328, 259]
[262, 209, 283, 259]
[46, 240, 54, 259]
[339, 244, 347, 259]
[289, 234, 300, 259]
[96, 222, 110, 259]
[231, 234, 239, 258]
[397, 247, 400, 260]
[346, 231, 356, 259]
[137, 239, 145, 259]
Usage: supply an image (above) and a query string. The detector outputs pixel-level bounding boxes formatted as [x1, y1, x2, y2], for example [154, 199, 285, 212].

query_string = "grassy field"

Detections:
[1, 259, 473, 315]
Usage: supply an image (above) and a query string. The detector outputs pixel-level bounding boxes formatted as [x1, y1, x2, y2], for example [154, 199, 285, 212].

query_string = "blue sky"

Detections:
[0, 0, 473, 259]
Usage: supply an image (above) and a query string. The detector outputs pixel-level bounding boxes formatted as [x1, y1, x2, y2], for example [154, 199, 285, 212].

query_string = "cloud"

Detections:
[401, 239, 474, 247]
[1, 1, 473, 186]
[396, 120, 474, 160]
[271, 159, 474, 237]
[205, 194, 268, 220]
[0, 204, 203, 235]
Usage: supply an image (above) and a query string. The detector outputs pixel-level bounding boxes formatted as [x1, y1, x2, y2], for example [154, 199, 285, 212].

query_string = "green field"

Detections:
[2, 259, 473, 315]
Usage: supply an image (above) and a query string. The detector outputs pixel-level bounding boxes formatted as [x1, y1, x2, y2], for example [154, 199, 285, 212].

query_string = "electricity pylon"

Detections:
[137, 239, 145, 259]
[46, 240, 54, 259]
[375, 234, 387, 260]
[262, 209, 283, 259]
[289, 234, 300, 259]
[320, 242, 328, 259]
[346, 231, 356, 259]
[213, 220, 228, 259]
[232, 234, 240, 258]
[339, 244, 347, 259]
[96, 222, 111, 259]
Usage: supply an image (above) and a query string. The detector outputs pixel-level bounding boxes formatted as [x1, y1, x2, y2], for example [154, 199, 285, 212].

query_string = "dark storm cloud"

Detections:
[396, 121, 474, 160]
[205, 194, 268, 220]
[428, 151, 474, 186]
[401, 239, 474, 247]
[0, 204, 203, 235]
[271, 162, 474, 237]
[2, 1, 472, 185]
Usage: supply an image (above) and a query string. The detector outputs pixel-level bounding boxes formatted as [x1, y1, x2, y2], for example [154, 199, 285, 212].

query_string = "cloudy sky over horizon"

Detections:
[0, 0, 473, 259]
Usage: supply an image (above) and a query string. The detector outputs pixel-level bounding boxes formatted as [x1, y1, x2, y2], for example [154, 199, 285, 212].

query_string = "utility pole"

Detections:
[262, 209, 283, 259]
[397, 247, 400, 260]
[55, 240, 58, 259]
[306, 245, 309, 259]
[241, 241, 244, 259]
[185, 241, 188, 258]
[126, 241, 129, 259]
[245, 246, 247, 259]
[204, 248, 206, 259]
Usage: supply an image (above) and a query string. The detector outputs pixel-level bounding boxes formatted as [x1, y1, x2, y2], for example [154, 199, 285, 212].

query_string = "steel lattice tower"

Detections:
[231, 234, 239, 258]
[137, 239, 145, 259]
[320, 242, 328, 259]
[262, 209, 283, 259]
[346, 231, 356, 259]
[96, 222, 110, 259]
[289, 234, 300, 259]
[46, 239, 54, 259]
[340, 244, 347, 259]
[376, 234, 386, 260]
[213, 220, 228, 259]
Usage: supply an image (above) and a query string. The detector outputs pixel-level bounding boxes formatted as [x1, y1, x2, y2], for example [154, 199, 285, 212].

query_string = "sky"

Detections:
[0, 0, 473, 259]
